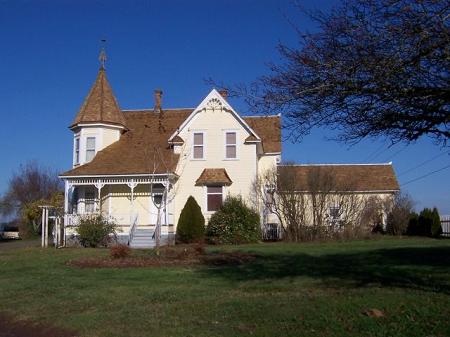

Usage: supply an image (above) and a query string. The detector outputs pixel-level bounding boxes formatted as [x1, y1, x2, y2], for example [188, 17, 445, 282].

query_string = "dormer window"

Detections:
[225, 131, 237, 159]
[74, 138, 80, 165]
[86, 137, 96, 162]
[193, 132, 205, 159]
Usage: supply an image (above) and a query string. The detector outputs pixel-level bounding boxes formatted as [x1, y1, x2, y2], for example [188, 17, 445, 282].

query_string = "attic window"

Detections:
[193, 132, 204, 159]
[86, 137, 96, 162]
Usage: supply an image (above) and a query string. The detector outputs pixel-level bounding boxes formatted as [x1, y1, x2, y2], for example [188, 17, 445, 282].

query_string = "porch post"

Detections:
[41, 207, 45, 247]
[44, 207, 49, 247]
[64, 181, 69, 214]
[127, 179, 138, 222]
[94, 179, 105, 213]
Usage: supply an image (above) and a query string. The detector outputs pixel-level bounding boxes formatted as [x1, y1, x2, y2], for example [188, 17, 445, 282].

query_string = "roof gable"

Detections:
[71, 67, 127, 129]
[168, 89, 261, 142]
[244, 115, 281, 153]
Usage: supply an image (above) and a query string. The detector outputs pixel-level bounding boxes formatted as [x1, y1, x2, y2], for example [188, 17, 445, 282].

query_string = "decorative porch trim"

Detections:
[60, 174, 175, 186]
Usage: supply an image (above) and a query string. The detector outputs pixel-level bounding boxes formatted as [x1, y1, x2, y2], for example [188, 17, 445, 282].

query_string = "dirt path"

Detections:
[0, 313, 77, 337]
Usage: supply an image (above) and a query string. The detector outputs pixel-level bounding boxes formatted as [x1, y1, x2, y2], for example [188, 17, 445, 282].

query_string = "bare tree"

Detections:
[256, 164, 387, 241]
[212, 0, 450, 146]
[386, 192, 415, 235]
[0, 161, 63, 234]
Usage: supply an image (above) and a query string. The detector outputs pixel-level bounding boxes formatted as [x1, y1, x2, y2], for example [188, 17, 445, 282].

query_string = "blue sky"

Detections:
[0, 0, 449, 215]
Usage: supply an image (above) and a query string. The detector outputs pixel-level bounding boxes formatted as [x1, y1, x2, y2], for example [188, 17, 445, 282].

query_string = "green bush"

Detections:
[418, 207, 442, 237]
[176, 196, 205, 243]
[406, 212, 420, 235]
[75, 214, 117, 247]
[206, 195, 260, 244]
[430, 208, 442, 237]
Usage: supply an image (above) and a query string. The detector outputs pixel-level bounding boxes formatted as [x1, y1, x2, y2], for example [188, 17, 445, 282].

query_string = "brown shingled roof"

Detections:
[61, 109, 193, 176]
[195, 168, 232, 186]
[277, 164, 399, 192]
[244, 116, 281, 153]
[169, 135, 184, 144]
[71, 68, 127, 129]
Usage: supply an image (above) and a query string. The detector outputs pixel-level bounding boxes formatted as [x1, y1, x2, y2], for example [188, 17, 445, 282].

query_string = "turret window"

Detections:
[86, 137, 96, 162]
[74, 138, 80, 164]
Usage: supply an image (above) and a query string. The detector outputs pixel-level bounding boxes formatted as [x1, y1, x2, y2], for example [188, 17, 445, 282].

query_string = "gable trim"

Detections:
[168, 89, 261, 142]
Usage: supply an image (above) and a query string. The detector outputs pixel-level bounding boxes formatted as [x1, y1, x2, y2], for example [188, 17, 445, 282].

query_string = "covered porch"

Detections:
[62, 174, 176, 246]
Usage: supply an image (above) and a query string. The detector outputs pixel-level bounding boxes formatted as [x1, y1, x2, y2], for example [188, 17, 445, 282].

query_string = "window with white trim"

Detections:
[193, 132, 204, 159]
[207, 186, 223, 212]
[74, 138, 80, 164]
[225, 132, 237, 159]
[85, 137, 96, 162]
[329, 205, 341, 223]
[85, 188, 96, 214]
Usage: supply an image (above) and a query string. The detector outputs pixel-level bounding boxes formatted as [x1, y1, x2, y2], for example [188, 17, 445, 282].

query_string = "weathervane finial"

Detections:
[99, 39, 107, 69]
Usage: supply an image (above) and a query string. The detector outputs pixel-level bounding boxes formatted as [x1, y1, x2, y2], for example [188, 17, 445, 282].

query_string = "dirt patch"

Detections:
[0, 313, 77, 337]
[67, 246, 257, 268]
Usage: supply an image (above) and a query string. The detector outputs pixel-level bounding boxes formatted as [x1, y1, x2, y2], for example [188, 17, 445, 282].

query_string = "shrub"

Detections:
[371, 222, 385, 234]
[430, 208, 442, 237]
[386, 193, 414, 235]
[406, 212, 420, 235]
[418, 207, 442, 237]
[75, 214, 117, 247]
[110, 244, 131, 259]
[176, 196, 205, 243]
[206, 195, 260, 244]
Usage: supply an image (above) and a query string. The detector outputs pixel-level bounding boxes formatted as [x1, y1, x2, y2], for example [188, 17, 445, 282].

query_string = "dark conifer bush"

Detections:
[176, 196, 205, 243]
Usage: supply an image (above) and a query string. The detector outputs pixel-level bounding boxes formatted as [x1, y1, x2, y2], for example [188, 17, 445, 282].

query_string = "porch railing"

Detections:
[128, 213, 139, 245]
[64, 213, 137, 228]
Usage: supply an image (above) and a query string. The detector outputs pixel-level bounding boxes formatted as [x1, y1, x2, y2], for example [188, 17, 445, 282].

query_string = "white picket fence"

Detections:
[441, 215, 450, 237]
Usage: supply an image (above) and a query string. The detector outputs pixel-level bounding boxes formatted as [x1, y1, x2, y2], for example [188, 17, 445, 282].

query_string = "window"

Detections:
[193, 132, 204, 159]
[329, 205, 340, 221]
[74, 138, 80, 164]
[207, 186, 223, 212]
[85, 189, 95, 213]
[86, 137, 96, 162]
[225, 132, 237, 159]
[328, 205, 341, 226]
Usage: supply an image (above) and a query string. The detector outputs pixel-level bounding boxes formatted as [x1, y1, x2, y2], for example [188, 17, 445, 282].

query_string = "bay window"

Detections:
[74, 138, 80, 164]
[86, 137, 96, 162]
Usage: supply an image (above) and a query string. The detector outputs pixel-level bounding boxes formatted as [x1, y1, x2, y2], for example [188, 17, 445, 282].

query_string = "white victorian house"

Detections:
[60, 65, 281, 247]
[60, 63, 399, 248]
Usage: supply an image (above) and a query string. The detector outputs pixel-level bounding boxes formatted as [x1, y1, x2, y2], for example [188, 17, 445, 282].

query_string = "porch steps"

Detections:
[129, 229, 155, 249]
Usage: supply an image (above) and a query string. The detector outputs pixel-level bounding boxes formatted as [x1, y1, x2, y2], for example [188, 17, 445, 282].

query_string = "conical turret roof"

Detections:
[71, 67, 127, 129]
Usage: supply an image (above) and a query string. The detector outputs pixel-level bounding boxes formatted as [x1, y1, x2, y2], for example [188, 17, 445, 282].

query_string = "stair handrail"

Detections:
[128, 212, 139, 245]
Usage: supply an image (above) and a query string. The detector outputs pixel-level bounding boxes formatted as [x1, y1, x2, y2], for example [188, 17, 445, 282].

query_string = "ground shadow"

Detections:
[200, 246, 450, 294]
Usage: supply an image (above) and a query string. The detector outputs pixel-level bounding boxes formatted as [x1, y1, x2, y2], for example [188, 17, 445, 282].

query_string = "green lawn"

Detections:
[1, 237, 449, 337]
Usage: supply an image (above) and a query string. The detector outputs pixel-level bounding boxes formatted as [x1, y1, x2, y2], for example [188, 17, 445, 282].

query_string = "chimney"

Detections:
[218, 89, 228, 100]
[154, 89, 163, 112]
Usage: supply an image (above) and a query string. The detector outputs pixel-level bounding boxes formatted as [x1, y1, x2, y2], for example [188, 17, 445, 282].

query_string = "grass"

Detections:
[0, 237, 449, 337]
